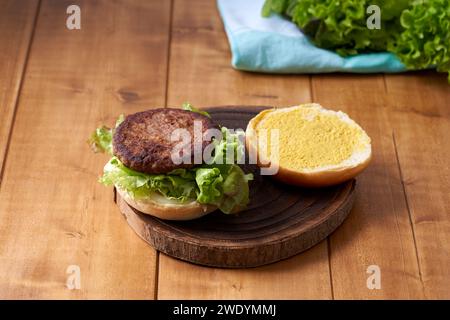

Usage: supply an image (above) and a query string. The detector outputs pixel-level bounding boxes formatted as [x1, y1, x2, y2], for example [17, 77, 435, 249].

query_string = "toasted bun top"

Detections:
[246, 104, 372, 187]
[113, 108, 219, 174]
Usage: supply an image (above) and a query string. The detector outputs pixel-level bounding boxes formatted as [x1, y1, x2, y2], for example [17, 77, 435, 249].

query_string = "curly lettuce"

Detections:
[262, 0, 410, 55]
[88, 114, 124, 154]
[182, 102, 212, 118]
[209, 126, 245, 165]
[100, 157, 197, 201]
[195, 164, 252, 213]
[389, 0, 450, 81]
[100, 157, 252, 214]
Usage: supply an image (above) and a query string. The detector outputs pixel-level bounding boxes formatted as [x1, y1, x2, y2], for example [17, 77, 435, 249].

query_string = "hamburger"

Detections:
[90, 104, 252, 220]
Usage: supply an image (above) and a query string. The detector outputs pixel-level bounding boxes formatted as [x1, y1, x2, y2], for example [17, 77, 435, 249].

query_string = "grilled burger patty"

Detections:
[113, 108, 219, 174]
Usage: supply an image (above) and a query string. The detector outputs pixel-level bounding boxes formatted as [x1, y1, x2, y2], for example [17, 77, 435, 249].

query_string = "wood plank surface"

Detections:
[166, 0, 311, 108]
[157, 0, 333, 300]
[1, 0, 448, 300]
[384, 73, 450, 299]
[312, 75, 424, 299]
[0, 0, 170, 299]
[0, 0, 40, 179]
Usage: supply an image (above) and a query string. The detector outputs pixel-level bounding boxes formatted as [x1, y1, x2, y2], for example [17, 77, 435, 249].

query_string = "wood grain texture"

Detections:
[0, 0, 170, 299]
[166, 0, 311, 108]
[0, 0, 447, 300]
[117, 106, 356, 268]
[312, 75, 424, 299]
[158, 0, 334, 299]
[384, 72, 450, 299]
[0, 0, 39, 178]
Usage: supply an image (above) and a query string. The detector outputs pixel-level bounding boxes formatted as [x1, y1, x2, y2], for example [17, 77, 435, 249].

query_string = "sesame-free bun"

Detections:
[246, 104, 372, 188]
[116, 187, 217, 220]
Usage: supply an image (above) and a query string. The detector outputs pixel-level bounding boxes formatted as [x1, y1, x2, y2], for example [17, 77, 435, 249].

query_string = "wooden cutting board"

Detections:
[115, 106, 356, 268]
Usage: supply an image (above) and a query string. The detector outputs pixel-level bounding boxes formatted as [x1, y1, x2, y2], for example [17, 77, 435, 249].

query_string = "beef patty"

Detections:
[113, 108, 219, 174]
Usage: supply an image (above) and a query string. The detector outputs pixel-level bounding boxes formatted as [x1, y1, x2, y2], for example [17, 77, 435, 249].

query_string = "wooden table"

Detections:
[0, 0, 448, 300]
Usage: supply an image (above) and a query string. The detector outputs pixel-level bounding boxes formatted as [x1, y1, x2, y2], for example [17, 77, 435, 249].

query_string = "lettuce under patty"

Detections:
[90, 109, 253, 214]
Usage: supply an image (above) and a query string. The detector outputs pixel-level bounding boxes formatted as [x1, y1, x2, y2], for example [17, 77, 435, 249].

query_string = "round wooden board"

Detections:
[115, 106, 356, 268]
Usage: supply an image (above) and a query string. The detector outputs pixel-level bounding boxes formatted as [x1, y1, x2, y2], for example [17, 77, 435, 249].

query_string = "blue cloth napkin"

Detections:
[217, 0, 406, 74]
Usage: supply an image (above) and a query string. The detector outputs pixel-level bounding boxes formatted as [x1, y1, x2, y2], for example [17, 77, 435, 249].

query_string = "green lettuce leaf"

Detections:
[182, 102, 211, 118]
[262, 0, 450, 81]
[89, 126, 113, 155]
[100, 157, 197, 201]
[195, 167, 224, 205]
[261, 0, 290, 17]
[210, 164, 253, 214]
[194, 164, 253, 213]
[209, 127, 246, 165]
[88, 114, 124, 155]
[100, 157, 252, 214]
[285, 0, 409, 55]
[389, 0, 450, 81]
